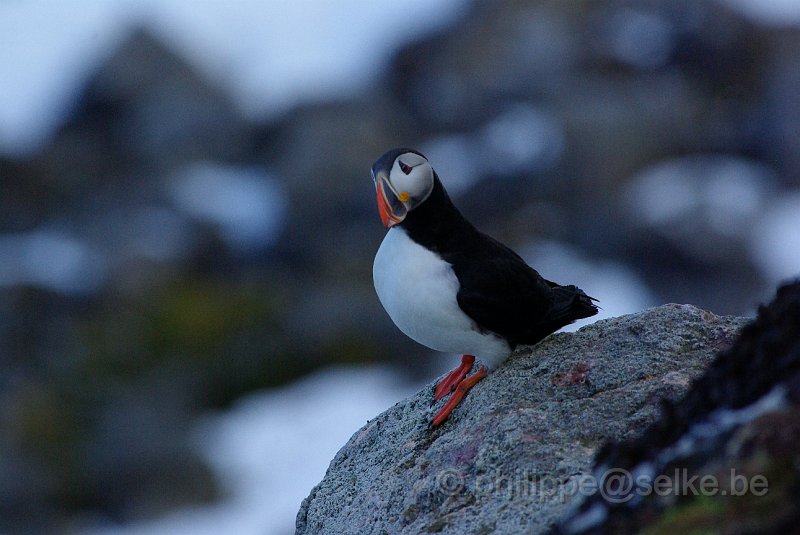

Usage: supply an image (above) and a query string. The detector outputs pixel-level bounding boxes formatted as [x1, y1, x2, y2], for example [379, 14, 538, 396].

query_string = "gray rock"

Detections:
[555, 281, 800, 535]
[296, 304, 747, 535]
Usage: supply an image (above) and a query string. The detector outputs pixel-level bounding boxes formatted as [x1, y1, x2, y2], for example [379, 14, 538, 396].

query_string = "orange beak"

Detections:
[375, 177, 406, 228]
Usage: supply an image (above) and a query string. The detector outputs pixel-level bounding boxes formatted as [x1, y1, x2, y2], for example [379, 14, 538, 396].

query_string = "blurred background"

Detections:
[1, 0, 799, 533]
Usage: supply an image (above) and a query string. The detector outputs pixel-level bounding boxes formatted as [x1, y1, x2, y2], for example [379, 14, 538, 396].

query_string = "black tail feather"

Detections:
[519, 285, 598, 346]
[549, 285, 599, 324]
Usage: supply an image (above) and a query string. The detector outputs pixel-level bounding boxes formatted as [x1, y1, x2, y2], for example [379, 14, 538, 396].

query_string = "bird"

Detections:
[371, 148, 598, 427]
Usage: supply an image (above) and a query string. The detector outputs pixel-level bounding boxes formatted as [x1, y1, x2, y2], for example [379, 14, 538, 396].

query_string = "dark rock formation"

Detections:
[296, 304, 747, 534]
[556, 280, 800, 534]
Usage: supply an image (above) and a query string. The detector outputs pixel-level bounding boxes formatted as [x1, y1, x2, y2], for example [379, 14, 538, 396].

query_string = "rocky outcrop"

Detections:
[296, 304, 747, 535]
[555, 281, 800, 534]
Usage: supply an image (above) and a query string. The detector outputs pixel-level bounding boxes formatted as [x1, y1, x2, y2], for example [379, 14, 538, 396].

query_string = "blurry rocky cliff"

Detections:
[1, 0, 799, 532]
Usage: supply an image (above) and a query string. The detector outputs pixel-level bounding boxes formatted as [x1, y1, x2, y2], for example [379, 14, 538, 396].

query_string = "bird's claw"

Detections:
[431, 365, 488, 427]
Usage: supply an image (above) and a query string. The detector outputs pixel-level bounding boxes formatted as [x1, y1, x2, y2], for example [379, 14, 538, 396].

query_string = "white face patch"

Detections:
[389, 152, 434, 210]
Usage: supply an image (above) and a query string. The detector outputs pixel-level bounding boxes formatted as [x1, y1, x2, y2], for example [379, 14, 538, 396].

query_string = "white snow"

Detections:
[720, 0, 800, 27]
[420, 135, 484, 195]
[604, 7, 675, 69]
[0, 229, 107, 294]
[623, 155, 778, 262]
[522, 240, 658, 330]
[169, 162, 288, 252]
[624, 155, 774, 233]
[420, 104, 565, 194]
[82, 365, 418, 535]
[480, 104, 565, 175]
[749, 191, 800, 285]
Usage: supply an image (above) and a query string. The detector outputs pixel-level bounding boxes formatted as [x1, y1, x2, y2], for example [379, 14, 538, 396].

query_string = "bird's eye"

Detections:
[398, 160, 412, 175]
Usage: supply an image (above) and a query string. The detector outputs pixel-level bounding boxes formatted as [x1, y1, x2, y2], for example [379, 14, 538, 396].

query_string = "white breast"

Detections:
[372, 227, 510, 367]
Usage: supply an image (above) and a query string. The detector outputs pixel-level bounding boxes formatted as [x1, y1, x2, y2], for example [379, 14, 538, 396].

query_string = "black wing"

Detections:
[451, 236, 597, 347]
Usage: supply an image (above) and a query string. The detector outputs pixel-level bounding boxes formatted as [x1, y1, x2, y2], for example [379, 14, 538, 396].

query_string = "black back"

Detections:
[400, 174, 598, 348]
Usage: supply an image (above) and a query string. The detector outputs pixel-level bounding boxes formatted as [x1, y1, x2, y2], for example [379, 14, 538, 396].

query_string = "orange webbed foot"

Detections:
[434, 354, 476, 401]
[432, 365, 488, 427]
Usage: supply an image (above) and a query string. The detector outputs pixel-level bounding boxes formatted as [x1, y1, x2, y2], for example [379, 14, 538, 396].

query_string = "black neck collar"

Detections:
[398, 174, 475, 256]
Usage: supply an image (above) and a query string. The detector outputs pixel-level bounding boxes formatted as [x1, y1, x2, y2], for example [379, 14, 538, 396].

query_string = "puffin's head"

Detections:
[371, 148, 434, 228]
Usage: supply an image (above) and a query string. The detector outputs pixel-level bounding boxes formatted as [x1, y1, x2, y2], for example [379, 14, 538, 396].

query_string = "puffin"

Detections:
[371, 148, 598, 427]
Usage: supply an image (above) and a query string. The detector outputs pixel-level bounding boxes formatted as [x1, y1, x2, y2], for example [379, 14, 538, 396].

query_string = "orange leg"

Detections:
[434, 354, 476, 401]
[432, 366, 488, 427]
